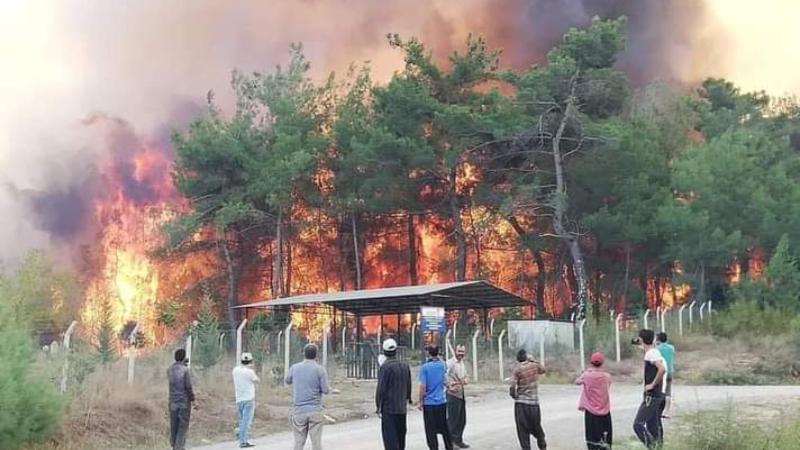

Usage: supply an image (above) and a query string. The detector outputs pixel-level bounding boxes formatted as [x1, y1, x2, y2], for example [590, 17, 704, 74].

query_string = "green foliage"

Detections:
[193, 295, 223, 369]
[0, 293, 64, 449]
[94, 295, 116, 364]
[711, 301, 793, 339]
[0, 250, 82, 330]
[664, 407, 800, 450]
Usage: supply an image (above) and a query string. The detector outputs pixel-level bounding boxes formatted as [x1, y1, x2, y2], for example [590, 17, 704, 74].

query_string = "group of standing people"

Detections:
[166, 329, 675, 450]
[167, 343, 333, 450]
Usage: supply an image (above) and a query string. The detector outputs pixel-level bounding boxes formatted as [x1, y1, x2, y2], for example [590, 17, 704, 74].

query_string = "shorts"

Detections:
[664, 375, 673, 397]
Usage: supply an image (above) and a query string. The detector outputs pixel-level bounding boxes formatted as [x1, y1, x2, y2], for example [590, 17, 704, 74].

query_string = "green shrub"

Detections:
[710, 301, 792, 338]
[0, 305, 64, 450]
[665, 406, 800, 450]
[700, 367, 772, 385]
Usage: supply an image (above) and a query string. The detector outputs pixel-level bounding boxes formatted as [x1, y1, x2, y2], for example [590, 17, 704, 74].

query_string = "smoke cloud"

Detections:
[0, 0, 795, 264]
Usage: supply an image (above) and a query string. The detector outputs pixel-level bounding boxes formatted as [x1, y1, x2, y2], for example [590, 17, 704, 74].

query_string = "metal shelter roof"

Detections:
[234, 280, 528, 315]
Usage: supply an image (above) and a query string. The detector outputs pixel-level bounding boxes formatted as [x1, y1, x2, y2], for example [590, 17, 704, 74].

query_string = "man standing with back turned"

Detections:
[419, 345, 454, 450]
[656, 332, 675, 419]
[232, 352, 259, 448]
[286, 343, 331, 450]
[632, 329, 667, 449]
[168, 348, 194, 450]
[446, 344, 470, 448]
[510, 349, 547, 450]
[376, 338, 412, 450]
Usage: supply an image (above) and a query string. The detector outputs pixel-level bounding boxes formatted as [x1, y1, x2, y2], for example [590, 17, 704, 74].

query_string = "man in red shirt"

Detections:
[575, 352, 612, 450]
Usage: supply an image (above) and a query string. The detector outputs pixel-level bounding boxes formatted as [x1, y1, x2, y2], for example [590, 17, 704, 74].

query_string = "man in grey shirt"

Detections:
[167, 348, 195, 450]
[285, 343, 331, 450]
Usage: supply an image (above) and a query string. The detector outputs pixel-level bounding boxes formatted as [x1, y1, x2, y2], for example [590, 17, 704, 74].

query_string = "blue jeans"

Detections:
[237, 400, 255, 445]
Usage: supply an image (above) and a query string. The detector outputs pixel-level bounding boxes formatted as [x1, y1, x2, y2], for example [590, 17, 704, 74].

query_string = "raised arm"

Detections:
[284, 365, 293, 386]
[184, 369, 196, 403]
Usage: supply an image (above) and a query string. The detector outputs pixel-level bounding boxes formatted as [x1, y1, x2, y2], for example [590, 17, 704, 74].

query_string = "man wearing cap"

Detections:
[375, 338, 412, 450]
[232, 352, 260, 448]
[446, 344, 470, 448]
[286, 343, 331, 450]
[509, 349, 547, 450]
[168, 348, 194, 450]
[576, 352, 613, 450]
[418, 345, 454, 450]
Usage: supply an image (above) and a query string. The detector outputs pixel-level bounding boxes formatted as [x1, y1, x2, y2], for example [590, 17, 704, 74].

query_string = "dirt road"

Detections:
[193, 384, 797, 450]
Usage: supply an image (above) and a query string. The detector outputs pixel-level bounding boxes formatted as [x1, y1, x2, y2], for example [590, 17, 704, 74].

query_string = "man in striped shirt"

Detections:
[509, 349, 547, 450]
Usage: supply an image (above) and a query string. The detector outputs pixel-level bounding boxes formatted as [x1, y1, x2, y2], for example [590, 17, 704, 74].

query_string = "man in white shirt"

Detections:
[233, 352, 260, 448]
[446, 344, 470, 448]
[632, 329, 667, 449]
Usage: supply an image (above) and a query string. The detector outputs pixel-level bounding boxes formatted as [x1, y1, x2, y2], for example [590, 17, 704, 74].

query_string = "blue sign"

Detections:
[420, 307, 446, 333]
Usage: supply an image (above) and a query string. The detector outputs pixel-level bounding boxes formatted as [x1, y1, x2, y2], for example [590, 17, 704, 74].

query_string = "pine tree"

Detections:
[95, 295, 116, 364]
[193, 293, 222, 369]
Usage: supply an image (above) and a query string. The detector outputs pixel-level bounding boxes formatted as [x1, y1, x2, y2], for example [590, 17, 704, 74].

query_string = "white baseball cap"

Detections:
[241, 352, 253, 363]
[382, 338, 398, 352]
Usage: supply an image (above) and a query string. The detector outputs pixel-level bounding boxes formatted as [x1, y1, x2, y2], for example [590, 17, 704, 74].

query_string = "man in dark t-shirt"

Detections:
[376, 338, 412, 450]
[632, 329, 666, 449]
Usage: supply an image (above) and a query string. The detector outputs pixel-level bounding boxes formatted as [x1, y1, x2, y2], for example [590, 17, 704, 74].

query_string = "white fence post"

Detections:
[185, 334, 193, 369]
[615, 314, 622, 362]
[689, 301, 697, 327]
[283, 320, 294, 384]
[498, 329, 507, 381]
[218, 332, 226, 351]
[445, 329, 454, 360]
[643, 309, 650, 330]
[578, 318, 587, 371]
[679, 304, 687, 337]
[453, 319, 458, 343]
[656, 307, 662, 330]
[322, 321, 330, 371]
[660, 308, 667, 332]
[570, 312, 576, 323]
[277, 330, 284, 355]
[539, 330, 546, 367]
[60, 320, 78, 394]
[341, 326, 347, 353]
[609, 309, 615, 322]
[236, 319, 248, 363]
[708, 300, 713, 322]
[490, 318, 496, 337]
[471, 328, 481, 382]
[127, 323, 140, 385]
[699, 302, 706, 322]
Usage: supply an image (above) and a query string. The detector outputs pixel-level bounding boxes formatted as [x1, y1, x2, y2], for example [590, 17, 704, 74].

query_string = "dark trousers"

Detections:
[423, 404, 453, 450]
[381, 413, 407, 450]
[169, 406, 191, 450]
[446, 394, 467, 444]
[633, 394, 664, 449]
[514, 403, 547, 450]
[585, 411, 612, 449]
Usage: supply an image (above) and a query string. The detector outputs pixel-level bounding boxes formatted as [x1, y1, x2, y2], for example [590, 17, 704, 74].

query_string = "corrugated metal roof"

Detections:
[235, 280, 485, 309]
[234, 280, 528, 315]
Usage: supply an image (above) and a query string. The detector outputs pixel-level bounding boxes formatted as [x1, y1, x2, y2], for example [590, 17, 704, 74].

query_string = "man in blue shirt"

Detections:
[656, 332, 675, 419]
[418, 345, 453, 450]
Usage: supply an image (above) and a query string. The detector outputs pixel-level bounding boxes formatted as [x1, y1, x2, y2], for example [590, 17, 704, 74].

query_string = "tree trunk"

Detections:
[448, 179, 467, 282]
[505, 215, 547, 317]
[272, 208, 285, 298]
[550, 78, 590, 320]
[623, 242, 631, 301]
[221, 240, 238, 331]
[407, 213, 418, 285]
[352, 213, 362, 290]
[285, 232, 293, 297]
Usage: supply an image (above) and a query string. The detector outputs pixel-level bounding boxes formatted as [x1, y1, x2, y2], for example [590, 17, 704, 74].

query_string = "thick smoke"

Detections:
[0, 0, 786, 264]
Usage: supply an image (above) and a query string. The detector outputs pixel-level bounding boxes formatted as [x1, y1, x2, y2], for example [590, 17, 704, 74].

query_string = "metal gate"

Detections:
[345, 343, 408, 379]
